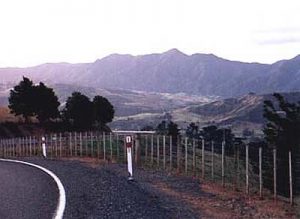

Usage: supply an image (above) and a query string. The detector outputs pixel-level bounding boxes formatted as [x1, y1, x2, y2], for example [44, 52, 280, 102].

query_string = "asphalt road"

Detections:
[0, 161, 58, 219]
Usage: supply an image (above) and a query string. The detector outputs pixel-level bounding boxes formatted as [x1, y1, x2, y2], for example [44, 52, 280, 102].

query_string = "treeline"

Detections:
[7, 77, 114, 132]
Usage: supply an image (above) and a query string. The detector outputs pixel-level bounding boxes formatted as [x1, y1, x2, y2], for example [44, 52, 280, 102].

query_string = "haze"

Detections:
[0, 0, 300, 67]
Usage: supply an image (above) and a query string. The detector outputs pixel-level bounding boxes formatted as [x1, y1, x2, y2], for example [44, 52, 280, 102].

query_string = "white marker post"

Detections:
[126, 135, 133, 180]
[42, 136, 47, 158]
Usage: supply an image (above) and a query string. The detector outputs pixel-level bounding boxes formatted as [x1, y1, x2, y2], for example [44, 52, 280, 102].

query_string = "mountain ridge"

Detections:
[0, 49, 300, 98]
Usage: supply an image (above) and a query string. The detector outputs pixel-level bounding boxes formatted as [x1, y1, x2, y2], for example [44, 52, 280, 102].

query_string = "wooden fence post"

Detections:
[211, 141, 214, 181]
[151, 135, 154, 165]
[110, 132, 113, 160]
[163, 135, 166, 169]
[202, 139, 205, 178]
[222, 141, 225, 187]
[193, 138, 196, 174]
[135, 134, 141, 166]
[246, 144, 249, 194]
[177, 136, 181, 173]
[116, 134, 119, 160]
[103, 132, 106, 161]
[185, 137, 188, 174]
[145, 135, 148, 161]
[273, 148, 277, 201]
[289, 150, 293, 205]
[157, 135, 160, 167]
[169, 136, 172, 170]
[259, 147, 262, 198]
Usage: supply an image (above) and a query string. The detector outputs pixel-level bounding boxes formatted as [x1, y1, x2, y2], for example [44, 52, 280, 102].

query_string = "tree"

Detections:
[263, 93, 300, 151]
[167, 121, 180, 137]
[156, 120, 168, 135]
[92, 95, 114, 128]
[63, 92, 93, 130]
[186, 122, 199, 138]
[156, 120, 180, 137]
[263, 93, 300, 196]
[33, 82, 60, 123]
[8, 77, 35, 122]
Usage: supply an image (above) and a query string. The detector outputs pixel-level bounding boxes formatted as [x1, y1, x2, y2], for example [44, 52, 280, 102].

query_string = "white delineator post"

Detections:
[126, 135, 133, 180]
[42, 136, 47, 158]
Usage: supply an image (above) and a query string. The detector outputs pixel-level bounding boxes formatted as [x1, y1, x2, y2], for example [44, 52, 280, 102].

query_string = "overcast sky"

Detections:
[0, 0, 300, 67]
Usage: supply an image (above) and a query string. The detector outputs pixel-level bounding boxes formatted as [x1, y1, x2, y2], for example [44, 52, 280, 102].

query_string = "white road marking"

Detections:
[0, 159, 66, 219]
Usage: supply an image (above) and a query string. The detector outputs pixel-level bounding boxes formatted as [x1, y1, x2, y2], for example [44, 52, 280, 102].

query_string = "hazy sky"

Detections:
[0, 0, 300, 67]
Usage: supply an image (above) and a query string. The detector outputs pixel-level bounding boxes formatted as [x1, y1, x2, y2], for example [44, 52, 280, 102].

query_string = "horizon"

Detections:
[0, 0, 300, 67]
[0, 48, 299, 69]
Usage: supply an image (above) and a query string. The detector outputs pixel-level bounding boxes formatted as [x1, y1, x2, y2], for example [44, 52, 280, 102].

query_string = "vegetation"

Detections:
[263, 93, 300, 196]
[156, 120, 180, 137]
[8, 77, 60, 123]
[63, 92, 115, 131]
[6, 77, 115, 135]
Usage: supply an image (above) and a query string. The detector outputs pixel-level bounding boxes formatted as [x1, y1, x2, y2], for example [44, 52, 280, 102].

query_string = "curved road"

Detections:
[0, 161, 58, 219]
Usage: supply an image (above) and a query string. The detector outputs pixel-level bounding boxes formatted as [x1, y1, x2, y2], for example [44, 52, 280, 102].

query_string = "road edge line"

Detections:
[0, 159, 66, 219]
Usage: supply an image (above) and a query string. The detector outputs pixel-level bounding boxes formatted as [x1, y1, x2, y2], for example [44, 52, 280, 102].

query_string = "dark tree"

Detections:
[156, 120, 180, 137]
[186, 122, 199, 138]
[156, 120, 168, 135]
[92, 95, 114, 129]
[263, 93, 300, 196]
[168, 121, 180, 137]
[33, 82, 60, 123]
[141, 125, 154, 131]
[63, 92, 93, 130]
[263, 93, 300, 151]
[8, 77, 35, 122]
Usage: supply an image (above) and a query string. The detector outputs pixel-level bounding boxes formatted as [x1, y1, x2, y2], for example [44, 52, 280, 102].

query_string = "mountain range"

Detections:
[1, 49, 300, 98]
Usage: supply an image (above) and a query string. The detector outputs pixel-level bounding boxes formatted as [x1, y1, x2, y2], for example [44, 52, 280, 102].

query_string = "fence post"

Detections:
[202, 139, 205, 178]
[289, 150, 293, 205]
[222, 141, 225, 187]
[211, 141, 214, 181]
[185, 137, 188, 174]
[135, 134, 141, 166]
[169, 136, 172, 170]
[157, 135, 160, 167]
[55, 134, 58, 157]
[116, 134, 119, 160]
[103, 132, 106, 161]
[59, 133, 62, 157]
[177, 136, 181, 173]
[246, 144, 249, 194]
[259, 147, 262, 198]
[74, 132, 78, 156]
[110, 132, 113, 160]
[273, 148, 277, 201]
[151, 135, 154, 165]
[193, 138, 196, 174]
[163, 135, 166, 169]
[145, 135, 148, 161]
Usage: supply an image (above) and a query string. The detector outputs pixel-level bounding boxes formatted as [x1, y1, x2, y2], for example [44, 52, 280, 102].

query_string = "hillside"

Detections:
[0, 49, 300, 98]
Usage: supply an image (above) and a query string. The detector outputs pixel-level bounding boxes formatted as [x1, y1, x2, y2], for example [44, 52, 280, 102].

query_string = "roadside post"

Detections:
[126, 135, 134, 180]
[42, 136, 47, 158]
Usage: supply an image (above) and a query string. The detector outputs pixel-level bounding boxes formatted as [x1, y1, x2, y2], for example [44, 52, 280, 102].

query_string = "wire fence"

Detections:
[0, 132, 299, 205]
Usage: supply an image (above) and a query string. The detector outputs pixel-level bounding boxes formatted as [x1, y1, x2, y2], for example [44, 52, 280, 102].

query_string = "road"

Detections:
[0, 161, 58, 219]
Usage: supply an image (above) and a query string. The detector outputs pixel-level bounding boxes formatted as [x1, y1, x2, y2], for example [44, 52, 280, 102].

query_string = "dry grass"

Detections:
[0, 107, 18, 122]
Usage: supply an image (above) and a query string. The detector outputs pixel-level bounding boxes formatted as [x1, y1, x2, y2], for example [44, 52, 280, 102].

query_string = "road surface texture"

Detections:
[0, 161, 58, 219]
[19, 158, 201, 218]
